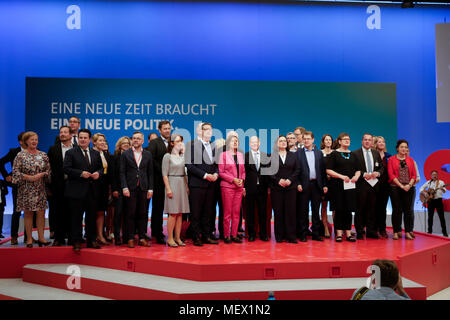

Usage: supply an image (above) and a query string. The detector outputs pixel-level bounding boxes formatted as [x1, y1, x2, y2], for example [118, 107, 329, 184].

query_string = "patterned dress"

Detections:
[12, 150, 50, 211]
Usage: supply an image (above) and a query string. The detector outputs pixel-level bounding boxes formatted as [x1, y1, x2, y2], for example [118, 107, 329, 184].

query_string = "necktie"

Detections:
[83, 149, 90, 166]
[255, 152, 260, 171]
[73, 135, 78, 146]
[366, 149, 373, 173]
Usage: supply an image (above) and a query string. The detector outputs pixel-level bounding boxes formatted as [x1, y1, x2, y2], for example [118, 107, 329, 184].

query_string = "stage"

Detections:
[0, 225, 448, 300]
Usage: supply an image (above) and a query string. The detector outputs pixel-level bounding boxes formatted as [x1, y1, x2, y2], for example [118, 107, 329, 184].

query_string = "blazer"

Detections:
[270, 151, 300, 191]
[120, 148, 154, 192]
[48, 143, 68, 195]
[185, 139, 219, 189]
[387, 155, 417, 184]
[296, 147, 328, 191]
[63, 146, 104, 199]
[219, 150, 246, 190]
[244, 150, 270, 194]
[0, 147, 21, 180]
[145, 136, 167, 187]
[353, 148, 384, 189]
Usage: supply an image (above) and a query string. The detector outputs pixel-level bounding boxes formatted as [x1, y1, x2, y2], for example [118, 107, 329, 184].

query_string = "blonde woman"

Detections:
[92, 133, 113, 245]
[12, 131, 51, 248]
[373, 136, 391, 238]
[112, 136, 131, 245]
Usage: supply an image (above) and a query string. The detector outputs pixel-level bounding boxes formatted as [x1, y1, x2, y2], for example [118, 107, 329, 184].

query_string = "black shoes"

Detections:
[193, 239, 204, 246]
[87, 241, 102, 249]
[299, 236, 307, 242]
[366, 232, 379, 239]
[312, 236, 324, 242]
[260, 236, 269, 241]
[248, 236, 256, 242]
[224, 237, 232, 244]
[202, 237, 219, 245]
[38, 240, 52, 247]
[231, 237, 242, 243]
[73, 242, 81, 253]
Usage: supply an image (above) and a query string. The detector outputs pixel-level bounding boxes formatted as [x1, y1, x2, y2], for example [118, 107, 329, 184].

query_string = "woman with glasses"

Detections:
[387, 139, 417, 240]
[325, 133, 361, 242]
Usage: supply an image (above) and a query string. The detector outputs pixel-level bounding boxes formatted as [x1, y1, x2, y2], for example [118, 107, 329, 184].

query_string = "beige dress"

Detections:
[162, 153, 190, 214]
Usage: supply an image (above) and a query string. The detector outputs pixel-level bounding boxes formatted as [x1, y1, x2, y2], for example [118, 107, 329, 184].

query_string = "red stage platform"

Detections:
[0, 227, 449, 300]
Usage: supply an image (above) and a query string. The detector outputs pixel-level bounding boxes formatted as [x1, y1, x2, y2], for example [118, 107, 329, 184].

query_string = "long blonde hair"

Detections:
[114, 136, 131, 155]
[374, 136, 387, 152]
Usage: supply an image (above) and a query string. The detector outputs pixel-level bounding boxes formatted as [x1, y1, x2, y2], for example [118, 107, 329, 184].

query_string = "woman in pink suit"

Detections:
[219, 135, 246, 244]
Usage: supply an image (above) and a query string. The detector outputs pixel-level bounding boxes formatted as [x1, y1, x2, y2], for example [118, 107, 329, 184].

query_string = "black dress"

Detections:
[326, 150, 359, 230]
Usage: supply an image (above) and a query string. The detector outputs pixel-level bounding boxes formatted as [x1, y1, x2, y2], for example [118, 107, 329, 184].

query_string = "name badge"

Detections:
[375, 162, 379, 167]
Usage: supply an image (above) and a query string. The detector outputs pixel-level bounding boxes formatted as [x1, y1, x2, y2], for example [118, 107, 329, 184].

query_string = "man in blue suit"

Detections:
[296, 131, 328, 242]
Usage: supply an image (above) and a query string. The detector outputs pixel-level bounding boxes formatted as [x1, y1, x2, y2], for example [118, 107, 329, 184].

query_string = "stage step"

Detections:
[22, 264, 426, 300]
[0, 278, 109, 300]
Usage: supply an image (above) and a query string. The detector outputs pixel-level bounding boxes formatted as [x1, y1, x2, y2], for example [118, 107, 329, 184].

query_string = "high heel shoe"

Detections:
[175, 240, 186, 247]
[393, 233, 399, 240]
[26, 243, 33, 248]
[405, 232, 414, 240]
[38, 240, 52, 247]
[167, 241, 178, 248]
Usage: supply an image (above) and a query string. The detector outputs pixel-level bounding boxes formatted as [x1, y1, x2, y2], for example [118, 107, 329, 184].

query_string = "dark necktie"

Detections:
[73, 135, 78, 146]
[83, 149, 90, 166]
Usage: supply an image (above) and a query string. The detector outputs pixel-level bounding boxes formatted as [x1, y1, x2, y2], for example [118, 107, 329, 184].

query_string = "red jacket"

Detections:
[387, 155, 417, 184]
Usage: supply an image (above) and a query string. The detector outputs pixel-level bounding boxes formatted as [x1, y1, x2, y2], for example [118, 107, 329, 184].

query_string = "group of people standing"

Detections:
[0, 119, 448, 251]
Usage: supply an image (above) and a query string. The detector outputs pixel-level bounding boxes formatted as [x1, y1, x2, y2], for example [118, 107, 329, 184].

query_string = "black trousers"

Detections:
[390, 186, 414, 233]
[0, 206, 4, 235]
[297, 181, 322, 238]
[53, 192, 71, 242]
[113, 193, 127, 241]
[245, 186, 268, 238]
[271, 187, 296, 242]
[69, 189, 97, 243]
[126, 190, 148, 240]
[355, 182, 377, 235]
[150, 182, 165, 239]
[210, 183, 221, 236]
[376, 183, 390, 233]
[189, 186, 216, 240]
[428, 198, 447, 234]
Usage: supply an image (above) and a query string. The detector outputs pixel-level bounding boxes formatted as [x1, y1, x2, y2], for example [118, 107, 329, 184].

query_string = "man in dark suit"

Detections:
[48, 126, 73, 246]
[296, 131, 328, 242]
[121, 131, 153, 248]
[244, 136, 270, 242]
[0, 132, 26, 245]
[185, 122, 219, 246]
[54, 116, 81, 146]
[146, 120, 171, 244]
[353, 133, 384, 239]
[64, 129, 104, 252]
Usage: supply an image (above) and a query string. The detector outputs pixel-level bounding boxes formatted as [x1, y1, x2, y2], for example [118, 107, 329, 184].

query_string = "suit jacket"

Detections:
[120, 148, 153, 192]
[296, 147, 328, 191]
[353, 148, 384, 189]
[0, 147, 21, 180]
[219, 150, 246, 189]
[244, 150, 270, 194]
[270, 151, 300, 191]
[48, 143, 69, 195]
[146, 136, 167, 187]
[185, 139, 219, 189]
[63, 146, 104, 199]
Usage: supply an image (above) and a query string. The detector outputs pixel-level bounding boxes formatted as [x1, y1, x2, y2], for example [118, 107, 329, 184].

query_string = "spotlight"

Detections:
[401, 1, 415, 8]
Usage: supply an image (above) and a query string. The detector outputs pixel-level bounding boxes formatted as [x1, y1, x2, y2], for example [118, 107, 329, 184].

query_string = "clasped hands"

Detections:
[81, 171, 100, 180]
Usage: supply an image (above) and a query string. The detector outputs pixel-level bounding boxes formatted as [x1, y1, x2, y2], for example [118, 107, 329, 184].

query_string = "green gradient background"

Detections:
[26, 78, 396, 153]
